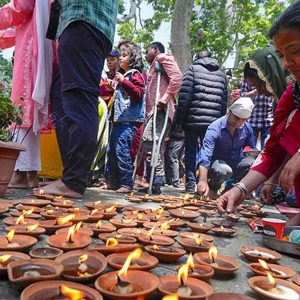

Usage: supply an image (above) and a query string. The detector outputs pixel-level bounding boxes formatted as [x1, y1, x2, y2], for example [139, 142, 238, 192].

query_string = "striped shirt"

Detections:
[57, 0, 118, 44]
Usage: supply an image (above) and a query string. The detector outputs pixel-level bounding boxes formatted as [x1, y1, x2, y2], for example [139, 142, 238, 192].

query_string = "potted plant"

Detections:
[0, 87, 25, 196]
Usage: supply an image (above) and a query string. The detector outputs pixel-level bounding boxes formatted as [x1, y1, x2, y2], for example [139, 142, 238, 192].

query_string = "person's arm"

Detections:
[0, 0, 35, 30]
[240, 80, 257, 97]
[118, 72, 145, 101]
[244, 124, 256, 149]
[0, 28, 15, 49]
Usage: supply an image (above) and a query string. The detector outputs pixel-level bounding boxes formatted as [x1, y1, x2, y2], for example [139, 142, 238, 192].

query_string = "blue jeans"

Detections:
[50, 21, 111, 194]
[184, 128, 207, 191]
[252, 126, 270, 150]
[106, 123, 137, 189]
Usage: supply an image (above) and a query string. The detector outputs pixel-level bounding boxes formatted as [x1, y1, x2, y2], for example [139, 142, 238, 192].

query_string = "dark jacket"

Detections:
[175, 57, 228, 130]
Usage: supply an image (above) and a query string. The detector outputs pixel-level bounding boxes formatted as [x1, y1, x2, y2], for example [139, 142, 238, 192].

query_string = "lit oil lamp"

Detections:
[59, 284, 85, 299]
[249, 273, 300, 300]
[0, 229, 37, 251]
[0, 254, 11, 265]
[241, 246, 281, 263]
[177, 263, 192, 296]
[0, 251, 30, 275]
[211, 225, 236, 236]
[16, 214, 27, 225]
[177, 234, 211, 253]
[144, 244, 186, 263]
[209, 246, 218, 267]
[163, 294, 178, 300]
[6, 230, 19, 248]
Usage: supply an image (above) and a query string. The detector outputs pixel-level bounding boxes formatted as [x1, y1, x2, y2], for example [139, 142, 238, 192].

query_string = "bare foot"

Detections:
[134, 179, 149, 189]
[8, 171, 29, 189]
[38, 179, 83, 199]
[27, 171, 40, 188]
[116, 187, 132, 193]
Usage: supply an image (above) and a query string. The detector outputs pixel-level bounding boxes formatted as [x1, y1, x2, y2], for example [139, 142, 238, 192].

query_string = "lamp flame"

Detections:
[177, 263, 189, 283]
[0, 254, 11, 264]
[208, 246, 218, 263]
[6, 229, 15, 243]
[258, 259, 270, 270]
[39, 189, 44, 195]
[56, 214, 75, 225]
[22, 208, 34, 215]
[66, 224, 76, 243]
[106, 205, 116, 213]
[16, 214, 27, 225]
[78, 254, 88, 264]
[118, 248, 142, 278]
[267, 271, 276, 287]
[122, 218, 133, 224]
[160, 221, 170, 232]
[187, 253, 195, 270]
[96, 220, 102, 228]
[75, 221, 82, 232]
[26, 223, 39, 232]
[153, 245, 159, 250]
[163, 294, 178, 300]
[90, 209, 98, 215]
[47, 209, 55, 215]
[183, 193, 190, 201]
[60, 285, 85, 300]
[106, 238, 118, 247]
[147, 225, 156, 237]
[94, 200, 101, 205]
[220, 225, 225, 231]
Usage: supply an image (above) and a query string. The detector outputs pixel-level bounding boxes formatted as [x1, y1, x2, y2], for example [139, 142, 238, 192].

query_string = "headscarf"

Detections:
[229, 97, 254, 118]
[247, 47, 287, 101]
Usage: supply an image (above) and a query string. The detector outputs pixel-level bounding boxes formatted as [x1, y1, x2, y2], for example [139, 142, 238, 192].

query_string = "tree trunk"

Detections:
[170, 0, 195, 72]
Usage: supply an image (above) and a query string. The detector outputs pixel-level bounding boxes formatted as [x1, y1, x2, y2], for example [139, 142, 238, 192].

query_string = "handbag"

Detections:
[46, 0, 61, 40]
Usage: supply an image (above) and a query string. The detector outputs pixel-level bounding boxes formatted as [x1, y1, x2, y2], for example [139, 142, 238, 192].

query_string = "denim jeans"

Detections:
[252, 126, 270, 150]
[106, 123, 137, 189]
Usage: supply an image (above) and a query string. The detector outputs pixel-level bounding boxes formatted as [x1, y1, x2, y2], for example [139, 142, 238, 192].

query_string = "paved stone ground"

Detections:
[0, 185, 299, 300]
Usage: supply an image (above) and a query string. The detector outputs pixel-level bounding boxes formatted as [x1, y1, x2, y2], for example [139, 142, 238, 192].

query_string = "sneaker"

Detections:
[173, 182, 183, 188]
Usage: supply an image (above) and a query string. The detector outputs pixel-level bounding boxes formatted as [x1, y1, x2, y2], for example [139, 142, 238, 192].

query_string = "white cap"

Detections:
[229, 97, 254, 119]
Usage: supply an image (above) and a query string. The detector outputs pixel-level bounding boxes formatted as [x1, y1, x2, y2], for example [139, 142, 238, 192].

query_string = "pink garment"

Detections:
[0, 0, 55, 132]
[146, 53, 182, 121]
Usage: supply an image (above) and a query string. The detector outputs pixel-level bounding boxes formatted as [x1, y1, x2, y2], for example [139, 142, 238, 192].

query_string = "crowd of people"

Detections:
[0, 1, 299, 216]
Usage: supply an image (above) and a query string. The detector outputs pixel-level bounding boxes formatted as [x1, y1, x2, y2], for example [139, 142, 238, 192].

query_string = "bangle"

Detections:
[264, 182, 277, 187]
[233, 182, 248, 197]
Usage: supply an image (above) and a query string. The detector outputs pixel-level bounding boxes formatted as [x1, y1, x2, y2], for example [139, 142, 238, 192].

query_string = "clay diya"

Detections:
[55, 250, 107, 282]
[144, 245, 186, 263]
[85, 209, 104, 223]
[39, 215, 74, 234]
[110, 218, 138, 229]
[0, 251, 30, 275]
[248, 275, 300, 300]
[7, 258, 63, 287]
[189, 222, 212, 233]
[194, 246, 240, 274]
[20, 199, 51, 207]
[208, 293, 256, 300]
[0, 206, 9, 215]
[92, 241, 138, 256]
[51, 199, 75, 209]
[179, 232, 214, 243]
[29, 247, 63, 260]
[3, 216, 38, 226]
[168, 218, 189, 230]
[117, 228, 148, 237]
[169, 208, 200, 221]
[95, 269, 159, 300]
[188, 263, 215, 282]
[177, 237, 211, 253]
[138, 233, 175, 246]
[56, 226, 94, 237]
[84, 200, 105, 210]
[210, 218, 234, 228]
[211, 226, 236, 237]
[143, 220, 164, 229]
[249, 260, 296, 279]
[40, 208, 67, 220]
[0, 230, 37, 252]
[223, 213, 240, 222]
[10, 210, 41, 220]
[15, 204, 43, 213]
[21, 280, 103, 300]
[107, 251, 158, 271]
[6, 224, 45, 238]
[126, 196, 143, 203]
[84, 220, 116, 236]
[98, 232, 137, 244]
[241, 245, 282, 263]
[293, 275, 300, 287]
[48, 225, 92, 251]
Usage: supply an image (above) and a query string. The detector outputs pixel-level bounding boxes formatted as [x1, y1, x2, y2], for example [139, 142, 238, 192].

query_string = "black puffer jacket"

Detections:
[175, 57, 228, 130]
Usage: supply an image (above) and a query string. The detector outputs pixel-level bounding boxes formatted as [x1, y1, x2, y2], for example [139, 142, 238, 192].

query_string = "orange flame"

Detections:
[75, 221, 82, 232]
[105, 205, 116, 213]
[181, 209, 185, 216]
[26, 223, 39, 232]
[183, 193, 190, 201]
[96, 220, 102, 228]
[153, 245, 159, 250]
[177, 263, 189, 282]
[6, 229, 16, 243]
[78, 254, 88, 264]
[267, 271, 276, 287]
[22, 208, 34, 215]
[220, 225, 225, 231]
[160, 221, 170, 232]
[60, 285, 85, 300]
[0, 254, 11, 264]
[56, 214, 75, 225]
[90, 209, 98, 215]
[94, 200, 101, 205]
[122, 218, 133, 224]
[186, 253, 195, 270]
[16, 214, 27, 225]
[106, 238, 118, 247]
[258, 259, 270, 271]
[39, 189, 44, 195]
[157, 208, 164, 215]
[46, 209, 55, 215]
[147, 225, 156, 237]
[118, 248, 142, 277]
[163, 294, 179, 300]
[66, 224, 76, 243]
[209, 246, 218, 263]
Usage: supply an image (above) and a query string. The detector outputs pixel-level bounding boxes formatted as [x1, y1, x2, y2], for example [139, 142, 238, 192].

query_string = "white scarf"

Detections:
[32, 0, 53, 134]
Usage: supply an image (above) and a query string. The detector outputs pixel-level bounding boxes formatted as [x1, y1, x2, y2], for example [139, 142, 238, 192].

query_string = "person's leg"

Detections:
[252, 127, 259, 149]
[184, 129, 199, 192]
[208, 160, 233, 192]
[232, 156, 255, 183]
[167, 140, 185, 186]
[164, 140, 173, 185]
[260, 127, 270, 150]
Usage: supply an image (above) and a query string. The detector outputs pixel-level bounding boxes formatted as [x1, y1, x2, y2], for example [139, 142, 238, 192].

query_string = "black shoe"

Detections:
[139, 185, 161, 195]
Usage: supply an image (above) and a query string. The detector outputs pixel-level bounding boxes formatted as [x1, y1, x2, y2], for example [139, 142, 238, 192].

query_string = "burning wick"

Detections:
[209, 246, 219, 267]
[258, 259, 284, 277]
[77, 254, 91, 278]
[0, 254, 11, 265]
[177, 264, 192, 297]
[6, 229, 20, 248]
[59, 284, 86, 300]
[65, 225, 76, 243]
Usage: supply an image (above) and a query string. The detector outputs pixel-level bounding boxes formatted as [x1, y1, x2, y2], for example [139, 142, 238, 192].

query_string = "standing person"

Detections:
[218, 0, 300, 213]
[142, 41, 182, 195]
[197, 97, 255, 199]
[0, 0, 54, 189]
[175, 50, 228, 193]
[42, 0, 118, 198]
[105, 42, 145, 193]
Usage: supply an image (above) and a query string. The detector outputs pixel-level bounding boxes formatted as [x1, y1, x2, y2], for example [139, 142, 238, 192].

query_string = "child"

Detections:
[105, 42, 145, 193]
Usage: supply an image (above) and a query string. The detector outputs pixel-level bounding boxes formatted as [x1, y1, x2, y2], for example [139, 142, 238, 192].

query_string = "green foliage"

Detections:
[0, 53, 13, 97]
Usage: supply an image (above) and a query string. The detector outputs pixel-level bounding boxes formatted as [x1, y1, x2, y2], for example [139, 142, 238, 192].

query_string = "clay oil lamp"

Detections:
[144, 244, 186, 263]
[84, 208, 104, 223]
[117, 228, 148, 237]
[208, 293, 256, 300]
[104, 201, 125, 212]
[40, 207, 67, 220]
[107, 249, 159, 271]
[31, 189, 56, 200]
[248, 273, 300, 300]
[98, 232, 137, 244]
[169, 208, 200, 221]
[151, 220, 178, 238]
[20, 198, 51, 207]
[99, 205, 118, 220]
[143, 220, 164, 229]
[179, 231, 214, 243]
[48, 224, 92, 251]
[29, 247, 63, 260]
[0, 229, 37, 252]
[240, 245, 282, 263]
[3, 214, 38, 226]
[21, 280, 103, 300]
[56, 222, 94, 237]
[249, 259, 296, 279]
[126, 195, 143, 203]
[55, 250, 107, 282]
[0, 251, 30, 275]
[189, 222, 212, 234]
[7, 258, 63, 288]
[177, 234, 211, 253]
[15, 204, 43, 214]
[51, 199, 75, 209]
[95, 248, 159, 300]
[159, 259, 214, 299]
[210, 218, 234, 228]
[184, 253, 214, 282]
[110, 218, 138, 229]
[138, 226, 175, 246]
[168, 218, 188, 230]
[6, 223, 45, 238]
[10, 208, 41, 220]
[128, 213, 150, 226]
[194, 246, 240, 275]
[84, 220, 116, 236]
[0, 205, 9, 215]
[92, 237, 138, 256]
[84, 200, 104, 210]
[39, 214, 75, 234]
[293, 275, 300, 287]
[211, 225, 236, 237]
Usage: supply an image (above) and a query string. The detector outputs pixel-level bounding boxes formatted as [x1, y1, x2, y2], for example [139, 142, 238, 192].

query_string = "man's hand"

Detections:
[260, 184, 275, 204]
[217, 187, 245, 213]
[157, 101, 167, 111]
[197, 180, 209, 196]
[279, 152, 300, 194]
